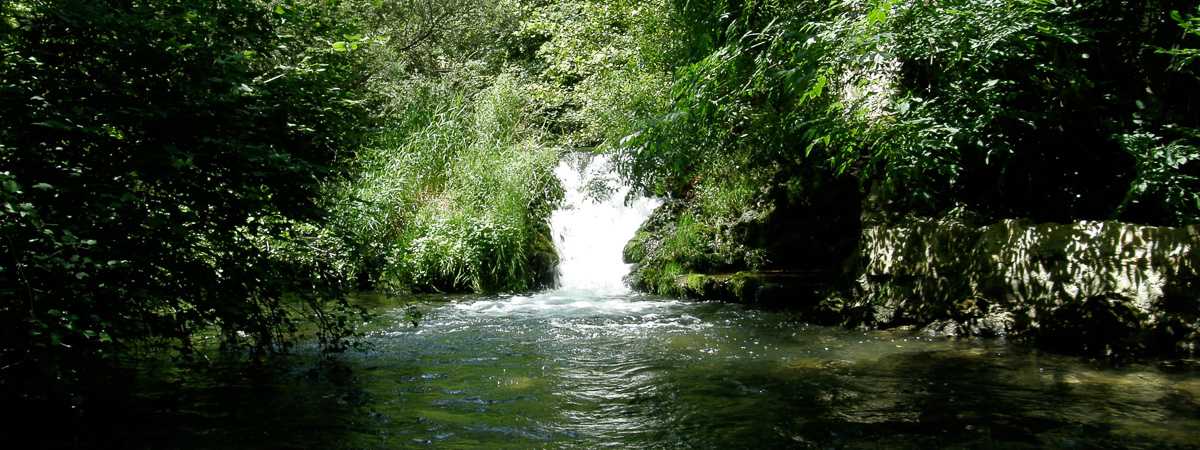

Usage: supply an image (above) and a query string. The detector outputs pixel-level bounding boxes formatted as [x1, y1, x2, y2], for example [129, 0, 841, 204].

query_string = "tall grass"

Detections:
[330, 74, 563, 293]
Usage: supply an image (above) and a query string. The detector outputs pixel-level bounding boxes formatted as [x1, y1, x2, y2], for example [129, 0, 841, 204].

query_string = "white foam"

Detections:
[550, 155, 660, 294]
[442, 155, 662, 320]
[451, 290, 679, 319]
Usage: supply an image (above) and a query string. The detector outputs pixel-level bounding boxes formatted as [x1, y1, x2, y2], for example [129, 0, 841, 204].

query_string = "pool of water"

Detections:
[119, 290, 1200, 449]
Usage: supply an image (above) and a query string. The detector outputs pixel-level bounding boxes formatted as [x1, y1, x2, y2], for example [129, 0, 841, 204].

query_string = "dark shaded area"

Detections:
[627, 343, 1200, 449]
[758, 168, 863, 273]
[886, 0, 1200, 225]
[5, 357, 374, 450]
[621, 2, 1200, 360]
[0, 0, 373, 416]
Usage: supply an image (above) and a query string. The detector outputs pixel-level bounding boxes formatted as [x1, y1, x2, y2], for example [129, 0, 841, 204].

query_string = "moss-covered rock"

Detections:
[528, 222, 560, 290]
[626, 191, 1200, 357]
[622, 155, 1199, 357]
[624, 174, 863, 297]
[657, 271, 834, 308]
[857, 218, 1200, 357]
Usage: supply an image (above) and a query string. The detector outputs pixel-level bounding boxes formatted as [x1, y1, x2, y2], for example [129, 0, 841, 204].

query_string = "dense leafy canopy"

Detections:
[1, 0, 575, 415]
[615, 0, 1200, 227]
[0, 0, 379, 405]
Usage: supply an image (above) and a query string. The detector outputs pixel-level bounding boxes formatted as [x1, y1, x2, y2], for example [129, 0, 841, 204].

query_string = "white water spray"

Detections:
[451, 154, 662, 318]
[549, 155, 660, 294]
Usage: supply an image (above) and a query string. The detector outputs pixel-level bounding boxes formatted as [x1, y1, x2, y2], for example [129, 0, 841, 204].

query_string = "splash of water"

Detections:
[549, 154, 660, 294]
[449, 155, 661, 317]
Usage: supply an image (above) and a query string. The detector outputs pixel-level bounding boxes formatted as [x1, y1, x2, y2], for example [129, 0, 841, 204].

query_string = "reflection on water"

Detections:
[119, 291, 1200, 449]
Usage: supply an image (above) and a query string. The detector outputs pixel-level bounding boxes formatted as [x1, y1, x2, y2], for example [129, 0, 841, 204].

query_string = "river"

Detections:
[117, 157, 1199, 449]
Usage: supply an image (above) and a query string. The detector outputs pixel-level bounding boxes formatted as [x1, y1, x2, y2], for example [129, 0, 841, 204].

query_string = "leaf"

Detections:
[274, 4, 286, 15]
[331, 42, 349, 52]
[619, 131, 642, 146]
[32, 182, 53, 190]
[867, 5, 887, 26]
[33, 120, 72, 130]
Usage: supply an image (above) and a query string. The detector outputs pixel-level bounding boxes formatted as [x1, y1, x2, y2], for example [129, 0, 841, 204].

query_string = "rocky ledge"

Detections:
[853, 218, 1200, 357]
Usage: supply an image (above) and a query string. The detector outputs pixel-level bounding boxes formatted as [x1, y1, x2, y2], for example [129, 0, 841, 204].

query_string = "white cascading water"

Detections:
[549, 155, 660, 294]
[451, 154, 664, 317]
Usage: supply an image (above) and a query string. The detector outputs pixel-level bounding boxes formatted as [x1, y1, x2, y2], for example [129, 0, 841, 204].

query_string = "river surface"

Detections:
[125, 290, 1200, 449]
[117, 156, 1200, 449]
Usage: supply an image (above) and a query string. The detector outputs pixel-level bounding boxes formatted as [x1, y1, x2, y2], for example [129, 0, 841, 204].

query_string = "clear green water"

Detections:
[125, 290, 1200, 449]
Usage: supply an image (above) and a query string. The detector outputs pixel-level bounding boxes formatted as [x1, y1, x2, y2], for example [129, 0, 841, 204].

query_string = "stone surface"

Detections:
[856, 218, 1200, 356]
[623, 189, 1200, 357]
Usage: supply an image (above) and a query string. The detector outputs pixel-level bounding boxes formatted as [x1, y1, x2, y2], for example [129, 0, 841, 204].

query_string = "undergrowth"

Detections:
[330, 74, 563, 294]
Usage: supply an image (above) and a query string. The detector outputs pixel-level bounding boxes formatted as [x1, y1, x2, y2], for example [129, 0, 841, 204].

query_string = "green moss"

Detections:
[623, 229, 651, 264]
[683, 273, 707, 292]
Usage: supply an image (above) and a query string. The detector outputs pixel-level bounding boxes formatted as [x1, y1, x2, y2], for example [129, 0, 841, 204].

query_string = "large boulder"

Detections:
[857, 218, 1200, 356]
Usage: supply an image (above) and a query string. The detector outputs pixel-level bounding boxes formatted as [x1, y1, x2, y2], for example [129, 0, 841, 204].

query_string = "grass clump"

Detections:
[331, 74, 563, 294]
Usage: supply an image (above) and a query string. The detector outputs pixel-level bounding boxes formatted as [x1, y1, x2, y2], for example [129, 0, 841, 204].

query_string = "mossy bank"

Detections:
[626, 198, 1200, 357]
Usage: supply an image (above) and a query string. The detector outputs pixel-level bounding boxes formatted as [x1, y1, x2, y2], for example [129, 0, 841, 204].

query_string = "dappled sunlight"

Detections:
[5, 0, 1200, 448]
[860, 218, 1200, 355]
[311, 295, 1200, 448]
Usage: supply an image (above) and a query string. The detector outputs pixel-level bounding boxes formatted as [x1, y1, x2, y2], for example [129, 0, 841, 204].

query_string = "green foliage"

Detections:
[1162, 5, 1200, 71]
[0, 0, 375, 405]
[0, 0, 571, 421]
[324, 0, 684, 296]
[1116, 131, 1200, 224]
[331, 74, 562, 294]
[9, 0, 1199, 428]
[657, 213, 714, 270]
[516, 0, 676, 148]
[614, 0, 1200, 227]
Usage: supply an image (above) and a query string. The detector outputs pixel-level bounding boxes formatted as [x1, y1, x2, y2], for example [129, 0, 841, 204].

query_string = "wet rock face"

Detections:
[661, 271, 834, 308]
[859, 218, 1200, 357]
[529, 225, 560, 290]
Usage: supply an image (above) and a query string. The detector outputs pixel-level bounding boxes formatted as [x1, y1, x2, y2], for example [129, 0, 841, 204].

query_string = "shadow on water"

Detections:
[20, 295, 1200, 449]
[642, 343, 1200, 449]
[11, 353, 395, 450]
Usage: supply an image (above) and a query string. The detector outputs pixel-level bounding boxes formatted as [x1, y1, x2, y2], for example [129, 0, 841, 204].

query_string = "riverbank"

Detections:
[626, 205, 1200, 358]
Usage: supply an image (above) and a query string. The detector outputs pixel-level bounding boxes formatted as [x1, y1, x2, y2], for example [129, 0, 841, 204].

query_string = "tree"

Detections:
[0, 0, 374, 409]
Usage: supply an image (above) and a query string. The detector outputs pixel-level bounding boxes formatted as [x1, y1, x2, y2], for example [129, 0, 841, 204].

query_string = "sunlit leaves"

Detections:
[1161, 6, 1200, 71]
[333, 74, 562, 294]
[620, 0, 1199, 225]
[0, 0, 378, 404]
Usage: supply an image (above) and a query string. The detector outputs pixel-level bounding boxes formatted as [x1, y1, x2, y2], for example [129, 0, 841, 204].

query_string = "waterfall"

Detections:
[450, 154, 662, 316]
[549, 154, 660, 294]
